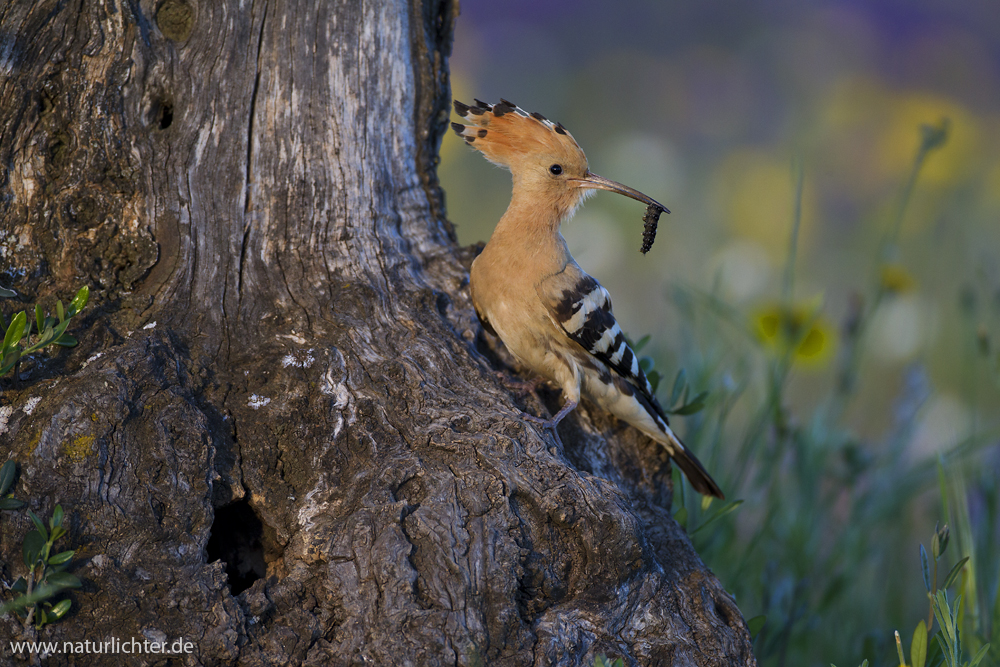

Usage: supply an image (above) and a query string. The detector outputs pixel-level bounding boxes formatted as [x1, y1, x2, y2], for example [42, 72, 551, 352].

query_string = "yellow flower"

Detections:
[753, 303, 835, 367]
[880, 264, 917, 294]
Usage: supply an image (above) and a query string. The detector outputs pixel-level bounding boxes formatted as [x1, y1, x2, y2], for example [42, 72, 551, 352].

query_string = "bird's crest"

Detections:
[451, 99, 584, 170]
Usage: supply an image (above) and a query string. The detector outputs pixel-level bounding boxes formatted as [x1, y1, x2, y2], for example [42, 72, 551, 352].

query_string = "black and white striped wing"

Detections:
[541, 270, 658, 402]
[538, 265, 726, 499]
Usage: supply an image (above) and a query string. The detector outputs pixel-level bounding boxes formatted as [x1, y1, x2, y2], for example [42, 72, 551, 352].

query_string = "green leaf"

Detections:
[56, 300, 64, 323]
[0, 346, 19, 376]
[0, 287, 16, 298]
[0, 582, 64, 616]
[941, 556, 969, 591]
[910, 619, 927, 667]
[54, 334, 78, 347]
[69, 285, 89, 316]
[933, 634, 954, 667]
[920, 544, 931, 592]
[747, 614, 766, 638]
[23, 530, 45, 567]
[672, 390, 709, 415]
[48, 550, 74, 566]
[0, 497, 25, 510]
[36, 324, 53, 347]
[28, 509, 48, 541]
[11, 577, 27, 594]
[45, 572, 82, 589]
[692, 499, 744, 534]
[937, 524, 949, 559]
[50, 504, 64, 530]
[932, 591, 958, 659]
[932, 523, 949, 561]
[670, 368, 686, 407]
[673, 507, 688, 529]
[49, 598, 72, 621]
[638, 356, 653, 373]
[0, 460, 15, 496]
[924, 631, 944, 667]
[632, 334, 650, 353]
[3, 310, 26, 351]
[968, 644, 991, 667]
[24, 315, 73, 354]
[0, 355, 17, 378]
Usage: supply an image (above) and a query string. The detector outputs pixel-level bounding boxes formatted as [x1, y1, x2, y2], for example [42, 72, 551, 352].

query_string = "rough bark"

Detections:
[0, 1, 755, 665]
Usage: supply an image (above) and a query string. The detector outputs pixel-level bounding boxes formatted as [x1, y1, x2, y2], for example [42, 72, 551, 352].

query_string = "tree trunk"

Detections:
[0, 1, 755, 665]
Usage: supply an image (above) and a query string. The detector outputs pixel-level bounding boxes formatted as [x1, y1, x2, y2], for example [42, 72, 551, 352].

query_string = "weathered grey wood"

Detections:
[0, 1, 755, 665]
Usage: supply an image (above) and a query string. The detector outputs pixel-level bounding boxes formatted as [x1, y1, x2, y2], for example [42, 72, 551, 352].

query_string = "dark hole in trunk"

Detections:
[206, 499, 266, 595]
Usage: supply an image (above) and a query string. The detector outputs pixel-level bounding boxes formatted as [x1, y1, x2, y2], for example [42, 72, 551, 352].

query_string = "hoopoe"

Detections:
[452, 98, 724, 499]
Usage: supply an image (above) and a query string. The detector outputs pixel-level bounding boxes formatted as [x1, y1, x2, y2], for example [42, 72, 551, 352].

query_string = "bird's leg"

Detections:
[519, 399, 577, 429]
[520, 399, 578, 447]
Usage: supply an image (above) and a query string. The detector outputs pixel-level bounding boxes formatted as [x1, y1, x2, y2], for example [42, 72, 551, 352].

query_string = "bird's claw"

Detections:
[519, 410, 558, 429]
[520, 411, 564, 448]
[519, 399, 578, 448]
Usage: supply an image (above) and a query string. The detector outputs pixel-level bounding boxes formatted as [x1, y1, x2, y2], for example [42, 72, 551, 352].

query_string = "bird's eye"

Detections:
[549, 164, 563, 176]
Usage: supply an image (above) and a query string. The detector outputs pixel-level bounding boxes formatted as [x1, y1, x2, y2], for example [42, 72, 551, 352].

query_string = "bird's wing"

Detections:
[537, 263, 659, 406]
[536, 263, 725, 499]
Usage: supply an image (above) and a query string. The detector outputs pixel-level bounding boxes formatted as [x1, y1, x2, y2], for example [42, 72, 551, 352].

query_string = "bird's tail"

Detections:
[661, 427, 725, 499]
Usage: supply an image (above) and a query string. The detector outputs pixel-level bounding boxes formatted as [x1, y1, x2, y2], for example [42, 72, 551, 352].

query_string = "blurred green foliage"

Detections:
[666, 125, 998, 666]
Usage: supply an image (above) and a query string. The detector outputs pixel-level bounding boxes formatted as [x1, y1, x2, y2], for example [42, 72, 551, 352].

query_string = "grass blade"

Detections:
[692, 499, 744, 534]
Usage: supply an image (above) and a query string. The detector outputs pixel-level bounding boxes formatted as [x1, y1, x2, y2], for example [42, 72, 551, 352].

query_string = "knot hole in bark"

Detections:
[206, 498, 280, 595]
[146, 95, 174, 130]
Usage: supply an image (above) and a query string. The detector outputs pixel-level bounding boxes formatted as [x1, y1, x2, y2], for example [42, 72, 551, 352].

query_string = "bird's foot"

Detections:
[519, 400, 578, 448]
[519, 411, 557, 428]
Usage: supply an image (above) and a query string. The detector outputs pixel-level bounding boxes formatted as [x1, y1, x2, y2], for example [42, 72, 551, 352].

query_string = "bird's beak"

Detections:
[571, 171, 670, 213]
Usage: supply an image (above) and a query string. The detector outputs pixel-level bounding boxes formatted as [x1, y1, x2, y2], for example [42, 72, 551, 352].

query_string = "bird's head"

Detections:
[451, 99, 668, 220]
